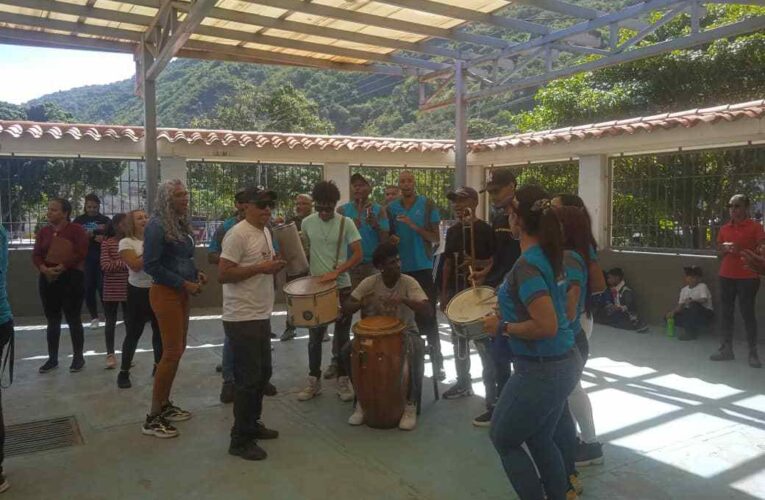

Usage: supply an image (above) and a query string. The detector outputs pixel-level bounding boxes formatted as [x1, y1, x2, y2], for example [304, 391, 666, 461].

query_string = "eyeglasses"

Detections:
[315, 205, 335, 213]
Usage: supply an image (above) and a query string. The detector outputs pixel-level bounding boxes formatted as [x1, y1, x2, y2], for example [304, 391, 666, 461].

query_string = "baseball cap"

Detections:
[446, 186, 478, 202]
[481, 168, 517, 193]
[239, 186, 277, 203]
[350, 173, 370, 185]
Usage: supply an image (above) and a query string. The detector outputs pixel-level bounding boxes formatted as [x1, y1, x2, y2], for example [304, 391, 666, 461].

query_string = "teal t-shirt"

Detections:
[497, 245, 573, 357]
[563, 250, 588, 335]
[301, 212, 362, 289]
[339, 201, 390, 264]
[387, 195, 440, 272]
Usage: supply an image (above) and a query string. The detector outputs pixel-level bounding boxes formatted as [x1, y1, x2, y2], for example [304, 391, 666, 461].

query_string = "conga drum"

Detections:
[273, 222, 309, 276]
[283, 277, 339, 328]
[445, 286, 497, 341]
[351, 316, 408, 429]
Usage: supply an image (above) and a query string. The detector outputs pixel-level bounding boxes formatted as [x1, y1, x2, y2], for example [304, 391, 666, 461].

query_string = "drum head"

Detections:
[353, 316, 405, 336]
[446, 286, 497, 324]
[283, 276, 336, 296]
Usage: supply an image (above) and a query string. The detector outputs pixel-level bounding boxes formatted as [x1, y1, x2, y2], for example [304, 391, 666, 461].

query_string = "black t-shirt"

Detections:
[73, 213, 111, 260]
[443, 219, 494, 293]
[485, 211, 521, 288]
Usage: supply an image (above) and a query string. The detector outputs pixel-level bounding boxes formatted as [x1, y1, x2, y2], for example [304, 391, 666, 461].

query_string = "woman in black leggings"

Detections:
[117, 209, 163, 388]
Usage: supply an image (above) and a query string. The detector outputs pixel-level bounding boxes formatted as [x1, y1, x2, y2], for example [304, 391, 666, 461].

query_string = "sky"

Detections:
[0, 45, 135, 105]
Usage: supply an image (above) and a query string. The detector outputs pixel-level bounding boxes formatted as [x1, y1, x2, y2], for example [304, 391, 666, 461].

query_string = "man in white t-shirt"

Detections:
[218, 187, 286, 461]
[341, 242, 428, 431]
[667, 265, 714, 341]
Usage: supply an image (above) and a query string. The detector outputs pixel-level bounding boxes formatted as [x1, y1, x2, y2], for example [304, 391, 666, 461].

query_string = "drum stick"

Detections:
[468, 265, 476, 289]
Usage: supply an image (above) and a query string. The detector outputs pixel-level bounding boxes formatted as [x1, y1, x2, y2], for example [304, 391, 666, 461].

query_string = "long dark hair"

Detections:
[50, 197, 73, 221]
[556, 205, 593, 313]
[105, 213, 127, 238]
[514, 185, 563, 278]
[555, 193, 597, 250]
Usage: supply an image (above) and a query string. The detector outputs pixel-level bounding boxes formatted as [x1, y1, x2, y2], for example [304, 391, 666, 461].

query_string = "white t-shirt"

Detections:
[118, 237, 153, 288]
[220, 220, 276, 322]
[350, 273, 427, 334]
[678, 283, 713, 311]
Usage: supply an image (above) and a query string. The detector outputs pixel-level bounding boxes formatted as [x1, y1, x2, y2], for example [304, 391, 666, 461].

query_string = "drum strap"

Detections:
[334, 215, 346, 269]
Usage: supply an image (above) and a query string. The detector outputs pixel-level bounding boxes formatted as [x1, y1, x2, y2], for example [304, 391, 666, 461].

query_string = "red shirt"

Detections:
[32, 222, 89, 271]
[717, 218, 765, 279]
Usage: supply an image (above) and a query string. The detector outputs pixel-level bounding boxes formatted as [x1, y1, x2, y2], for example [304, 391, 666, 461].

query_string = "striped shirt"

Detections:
[100, 237, 128, 302]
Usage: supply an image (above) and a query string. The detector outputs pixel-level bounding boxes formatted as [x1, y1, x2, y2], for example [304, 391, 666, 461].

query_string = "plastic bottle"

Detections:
[666, 316, 675, 338]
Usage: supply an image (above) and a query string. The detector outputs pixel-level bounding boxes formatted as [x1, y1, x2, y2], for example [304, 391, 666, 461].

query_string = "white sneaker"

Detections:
[337, 376, 354, 402]
[398, 402, 417, 431]
[297, 376, 322, 401]
[348, 404, 364, 426]
[90, 318, 100, 330]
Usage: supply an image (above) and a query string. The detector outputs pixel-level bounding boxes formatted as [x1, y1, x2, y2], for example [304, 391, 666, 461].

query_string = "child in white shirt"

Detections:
[667, 265, 714, 340]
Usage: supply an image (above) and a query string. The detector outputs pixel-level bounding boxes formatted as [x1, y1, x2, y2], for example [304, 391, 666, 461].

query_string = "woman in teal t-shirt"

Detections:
[483, 185, 580, 500]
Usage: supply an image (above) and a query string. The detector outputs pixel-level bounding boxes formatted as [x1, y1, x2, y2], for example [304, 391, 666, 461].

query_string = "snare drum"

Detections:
[352, 316, 408, 429]
[283, 276, 339, 328]
[445, 286, 497, 341]
[273, 222, 309, 276]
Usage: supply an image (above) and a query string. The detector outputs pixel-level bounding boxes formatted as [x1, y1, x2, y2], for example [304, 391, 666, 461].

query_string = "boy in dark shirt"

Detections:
[439, 187, 495, 407]
[596, 268, 649, 333]
[73, 193, 111, 330]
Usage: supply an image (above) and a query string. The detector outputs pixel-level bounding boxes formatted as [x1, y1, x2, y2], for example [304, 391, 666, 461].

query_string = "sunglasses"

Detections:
[315, 205, 335, 213]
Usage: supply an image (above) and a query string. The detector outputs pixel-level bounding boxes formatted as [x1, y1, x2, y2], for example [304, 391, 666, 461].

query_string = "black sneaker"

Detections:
[215, 364, 223, 373]
[264, 382, 277, 397]
[472, 409, 493, 427]
[229, 440, 267, 461]
[117, 370, 132, 389]
[254, 421, 279, 440]
[142, 414, 179, 439]
[575, 441, 604, 467]
[270, 332, 277, 339]
[443, 383, 473, 400]
[69, 357, 85, 372]
[160, 402, 192, 422]
[39, 359, 58, 374]
[220, 382, 235, 404]
[635, 323, 649, 334]
[280, 327, 297, 342]
[710, 345, 734, 361]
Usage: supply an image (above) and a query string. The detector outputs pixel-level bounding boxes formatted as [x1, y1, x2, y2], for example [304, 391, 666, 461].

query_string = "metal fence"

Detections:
[187, 161, 324, 243]
[489, 161, 580, 195]
[610, 145, 765, 253]
[0, 158, 145, 247]
[349, 165, 454, 216]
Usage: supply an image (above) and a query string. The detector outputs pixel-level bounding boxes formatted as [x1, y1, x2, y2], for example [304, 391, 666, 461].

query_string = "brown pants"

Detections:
[150, 284, 190, 412]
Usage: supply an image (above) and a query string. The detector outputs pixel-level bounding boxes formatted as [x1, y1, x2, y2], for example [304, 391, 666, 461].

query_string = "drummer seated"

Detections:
[341, 242, 427, 431]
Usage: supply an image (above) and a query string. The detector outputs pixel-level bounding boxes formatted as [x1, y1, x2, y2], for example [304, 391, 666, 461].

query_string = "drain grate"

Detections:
[5, 416, 83, 457]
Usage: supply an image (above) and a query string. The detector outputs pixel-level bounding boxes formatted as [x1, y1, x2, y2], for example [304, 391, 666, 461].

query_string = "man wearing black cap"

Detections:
[470, 169, 519, 427]
[218, 187, 286, 460]
[440, 187, 495, 414]
[667, 265, 714, 341]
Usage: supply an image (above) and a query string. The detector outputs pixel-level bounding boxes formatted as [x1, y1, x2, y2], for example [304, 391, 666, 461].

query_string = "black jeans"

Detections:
[103, 301, 126, 355]
[675, 302, 714, 339]
[39, 270, 85, 363]
[405, 270, 443, 371]
[0, 320, 13, 476]
[308, 288, 352, 378]
[83, 257, 102, 319]
[223, 319, 272, 442]
[719, 277, 760, 349]
[120, 285, 163, 371]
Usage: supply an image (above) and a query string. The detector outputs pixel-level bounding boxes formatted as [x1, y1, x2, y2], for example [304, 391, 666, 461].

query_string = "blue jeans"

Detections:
[222, 334, 234, 384]
[490, 350, 581, 500]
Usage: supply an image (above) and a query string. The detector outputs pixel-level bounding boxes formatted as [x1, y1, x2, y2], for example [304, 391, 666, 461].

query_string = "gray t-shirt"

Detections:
[351, 273, 427, 333]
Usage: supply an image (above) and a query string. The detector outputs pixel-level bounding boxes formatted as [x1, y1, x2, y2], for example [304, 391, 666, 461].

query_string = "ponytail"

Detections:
[515, 185, 564, 278]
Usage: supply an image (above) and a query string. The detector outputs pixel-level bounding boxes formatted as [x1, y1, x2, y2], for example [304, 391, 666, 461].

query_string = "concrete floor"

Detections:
[3, 309, 765, 500]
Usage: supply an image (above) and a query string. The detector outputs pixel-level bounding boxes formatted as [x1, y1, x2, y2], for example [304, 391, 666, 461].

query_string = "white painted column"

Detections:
[578, 154, 610, 249]
[160, 156, 188, 184]
[323, 162, 350, 205]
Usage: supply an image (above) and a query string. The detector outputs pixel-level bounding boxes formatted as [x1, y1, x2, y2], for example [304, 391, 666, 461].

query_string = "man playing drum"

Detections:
[440, 188, 495, 411]
[279, 193, 313, 342]
[387, 171, 444, 380]
[297, 181, 362, 403]
[342, 242, 427, 430]
[217, 187, 286, 461]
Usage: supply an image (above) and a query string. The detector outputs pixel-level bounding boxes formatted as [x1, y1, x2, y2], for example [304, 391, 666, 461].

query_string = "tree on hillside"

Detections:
[0, 101, 26, 121]
[26, 102, 75, 123]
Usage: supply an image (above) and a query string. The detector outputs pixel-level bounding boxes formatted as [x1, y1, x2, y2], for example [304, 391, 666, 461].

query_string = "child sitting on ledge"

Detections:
[594, 267, 649, 333]
[666, 265, 714, 340]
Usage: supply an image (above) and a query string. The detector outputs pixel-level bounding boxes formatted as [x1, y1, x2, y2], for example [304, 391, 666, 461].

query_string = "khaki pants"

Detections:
[150, 284, 190, 410]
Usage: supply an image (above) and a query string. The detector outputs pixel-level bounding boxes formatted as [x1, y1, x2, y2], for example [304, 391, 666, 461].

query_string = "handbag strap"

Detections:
[334, 215, 346, 269]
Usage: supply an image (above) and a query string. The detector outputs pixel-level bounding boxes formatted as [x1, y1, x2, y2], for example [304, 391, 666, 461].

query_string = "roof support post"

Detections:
[138, 42, 159, 213]
[454, 60, 468, 189]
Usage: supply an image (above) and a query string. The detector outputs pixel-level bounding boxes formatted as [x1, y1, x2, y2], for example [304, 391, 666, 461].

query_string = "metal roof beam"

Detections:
[145, 0, 218, 80]
[512, 0, 647, 31]
[373, 0, 550, 35]
[242, 0, 513, 49]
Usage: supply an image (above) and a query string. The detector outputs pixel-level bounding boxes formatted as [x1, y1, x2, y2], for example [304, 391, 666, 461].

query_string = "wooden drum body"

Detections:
[445, 286, 497, 341]
[283, 277, 339, 328]
[273, 222, 309, 276]
[351, 316, 408, 429]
